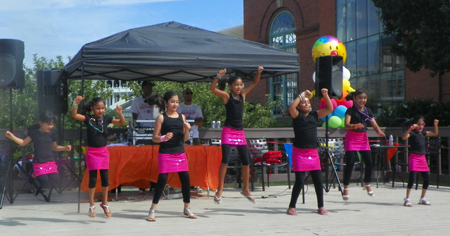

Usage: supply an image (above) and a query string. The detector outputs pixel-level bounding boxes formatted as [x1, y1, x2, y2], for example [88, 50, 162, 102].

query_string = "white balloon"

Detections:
[343, 67, 351, 80]
[312, 72, 316, 83]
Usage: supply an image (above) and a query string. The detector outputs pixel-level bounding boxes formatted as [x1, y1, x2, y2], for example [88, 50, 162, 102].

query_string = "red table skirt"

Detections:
[81, 145, 222, 193]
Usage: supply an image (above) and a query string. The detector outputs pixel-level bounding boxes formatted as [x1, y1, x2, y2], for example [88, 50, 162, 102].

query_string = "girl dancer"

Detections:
[401, 116, 438, 207]
[72, 96, 126, 218]
[342, 89, 385, 200]
[210, 66, 263, 204]
[5, 111, 71, 191]
[147, 91, 196, 222]
[287, 88, 333, 215]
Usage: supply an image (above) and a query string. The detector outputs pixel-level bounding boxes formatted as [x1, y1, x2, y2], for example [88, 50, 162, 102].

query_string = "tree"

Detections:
[372, 0, 450, 101]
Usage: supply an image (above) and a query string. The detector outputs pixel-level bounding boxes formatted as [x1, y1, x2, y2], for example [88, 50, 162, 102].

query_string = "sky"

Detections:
[0, 0, 243, 67]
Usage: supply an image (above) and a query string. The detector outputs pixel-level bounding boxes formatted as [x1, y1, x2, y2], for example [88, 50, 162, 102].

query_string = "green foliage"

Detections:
[372, 0, 450, 75]
[376, 98, 450, 127]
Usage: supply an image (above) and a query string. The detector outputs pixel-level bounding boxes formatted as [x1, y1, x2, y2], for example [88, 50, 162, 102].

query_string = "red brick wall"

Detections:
[244, 0, 447, 106]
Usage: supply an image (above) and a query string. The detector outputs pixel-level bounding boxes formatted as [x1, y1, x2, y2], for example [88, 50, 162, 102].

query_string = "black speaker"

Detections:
[315, 55, 343, 98]
[0, 39, 25, 89]
[37, 69, 68, 116]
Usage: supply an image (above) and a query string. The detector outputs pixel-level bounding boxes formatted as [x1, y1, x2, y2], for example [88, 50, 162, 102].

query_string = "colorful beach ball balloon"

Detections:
[312, 36, 347, 63]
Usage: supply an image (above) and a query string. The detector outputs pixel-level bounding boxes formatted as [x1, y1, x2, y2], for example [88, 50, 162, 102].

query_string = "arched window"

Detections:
[269, 11, 297, 116]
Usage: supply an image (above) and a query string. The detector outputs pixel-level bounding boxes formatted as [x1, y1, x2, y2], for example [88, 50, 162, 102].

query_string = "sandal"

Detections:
[403, 198, 413, 207]
[88, 205, 96, 218]
[342, 188, 350, 201]
[364, 185, 375, 197]
[317, 208, 328, 215]
[213, 194, 222, 205]
[418, 198, 431, 205]
[147, 209, 156, 222]
[100, 203, 112, 218]
[183, 207, 197, 219]
[286, 208, 298, 216]
[240, 191, 256, 204]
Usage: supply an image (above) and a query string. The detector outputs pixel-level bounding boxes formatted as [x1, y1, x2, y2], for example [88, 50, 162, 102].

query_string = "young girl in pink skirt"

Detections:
[72, 96, 126, 218]
[400, 116, 438, 207]
[287, 88, 333, 216]
[342, 89, 385, 200]
[210, 66, 264, 204]
[5, 111, 71, 192]
[147, 91, 196, 222]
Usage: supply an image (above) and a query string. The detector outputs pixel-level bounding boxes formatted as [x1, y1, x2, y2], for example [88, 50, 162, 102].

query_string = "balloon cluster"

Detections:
[312, 36, 355, 128]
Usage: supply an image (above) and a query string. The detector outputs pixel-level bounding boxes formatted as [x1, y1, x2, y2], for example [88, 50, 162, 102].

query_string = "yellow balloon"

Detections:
[348, 86, 356, 93]
[343, 79, 350, 92]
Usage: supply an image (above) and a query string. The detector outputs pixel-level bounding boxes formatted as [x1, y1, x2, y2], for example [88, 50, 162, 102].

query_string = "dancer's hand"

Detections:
[378, 131, 385, 138]
[164, 132, 173, 141]
[320, 88, 328, 97]
[184, 122, 191, 131]
[257, 66, 264, 73]
[434, 119, 439, 126]
[74, 96, 84, 106]
[410, 124, 419, 130]
[65, 145, 72, 151]
[355, 123, 365, 129]
[115, 105, 123, 114]
[217, 68, 227, 78]
[5, 131, 13, 139]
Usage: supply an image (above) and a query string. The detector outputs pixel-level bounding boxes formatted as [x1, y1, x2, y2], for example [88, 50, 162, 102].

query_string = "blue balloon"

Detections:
[334, 105, 347, 118]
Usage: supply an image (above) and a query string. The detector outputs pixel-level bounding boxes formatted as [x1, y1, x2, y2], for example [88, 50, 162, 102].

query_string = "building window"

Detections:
[336, 0, 404, 109]
[269, 11, 297, 116]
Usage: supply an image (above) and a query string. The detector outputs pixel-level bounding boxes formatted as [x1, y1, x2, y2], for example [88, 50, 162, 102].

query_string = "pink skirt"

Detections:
[345, 130, 370, 151]
[409, 153, 429, 172]
[291, 147, 321, 172]
[221, 126, 247, 146]
[85, 146, 109, 171]
[33, 161, 58, 177]
[158, 152, 189, 174]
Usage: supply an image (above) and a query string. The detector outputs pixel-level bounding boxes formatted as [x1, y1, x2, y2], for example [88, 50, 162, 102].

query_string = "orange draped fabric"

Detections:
[80, 145, 222, 193]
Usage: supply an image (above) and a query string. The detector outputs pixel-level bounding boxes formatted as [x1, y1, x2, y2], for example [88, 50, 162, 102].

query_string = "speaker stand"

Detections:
[1, 88, 16, 208]
[323, 116, 343, 195]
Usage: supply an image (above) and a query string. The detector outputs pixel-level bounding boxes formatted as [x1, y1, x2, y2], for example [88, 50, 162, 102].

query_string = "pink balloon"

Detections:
[339, 99, 353, 108]
[319, 101, 326, 109]
[331, 99, 338, 109]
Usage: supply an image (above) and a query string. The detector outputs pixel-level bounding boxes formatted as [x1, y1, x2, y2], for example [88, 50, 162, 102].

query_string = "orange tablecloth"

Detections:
[81, 145, 222, 193]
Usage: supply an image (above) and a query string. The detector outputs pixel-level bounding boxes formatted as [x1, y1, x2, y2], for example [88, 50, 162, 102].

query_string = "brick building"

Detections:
[243, 0, 450, 117]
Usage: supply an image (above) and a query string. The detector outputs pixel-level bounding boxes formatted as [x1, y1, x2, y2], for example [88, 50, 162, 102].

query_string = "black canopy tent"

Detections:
[64, 21, 300, 82]
[64, 21, 300, 212]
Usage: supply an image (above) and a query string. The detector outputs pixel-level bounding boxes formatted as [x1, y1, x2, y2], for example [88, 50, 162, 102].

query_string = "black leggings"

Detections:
[36, 173, 60, 189]
[152, 171, 191, 204]
[221, 144, 250, 165]
[89, 169, 109, 188]
[343, 151, 373, 185]
[407, 171, 430, 189]
[289, 170, 324, 209]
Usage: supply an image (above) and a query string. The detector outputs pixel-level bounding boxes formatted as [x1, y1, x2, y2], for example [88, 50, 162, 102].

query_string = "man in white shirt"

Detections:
[177, 88, 203, 145]
[130, 81, 159, 128]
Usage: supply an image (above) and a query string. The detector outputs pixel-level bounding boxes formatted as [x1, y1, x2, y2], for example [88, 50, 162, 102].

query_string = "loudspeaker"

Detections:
[0, 39, 25, 89]
[36, 69, 68, 116]
[315, 55, 343, 98]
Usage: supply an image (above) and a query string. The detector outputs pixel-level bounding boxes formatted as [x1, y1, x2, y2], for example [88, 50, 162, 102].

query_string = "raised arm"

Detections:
[71, 96, 86, 122]
[426, 119, 439, 136]
[316, 88, 333, 119]
[111, 105, 126, 126]
[241, 66, 264, 99]
[5, 131, 31, 146]
[210, 68, 230, 104]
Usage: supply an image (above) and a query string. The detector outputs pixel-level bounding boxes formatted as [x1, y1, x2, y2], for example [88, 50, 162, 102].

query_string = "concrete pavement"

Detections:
[1, 183, 449, 236]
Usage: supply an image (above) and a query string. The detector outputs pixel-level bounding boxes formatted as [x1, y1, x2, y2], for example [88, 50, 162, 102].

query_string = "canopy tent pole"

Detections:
[77, 63, 85, 213]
